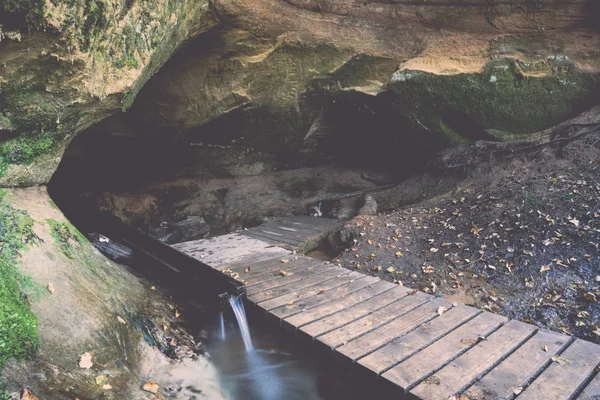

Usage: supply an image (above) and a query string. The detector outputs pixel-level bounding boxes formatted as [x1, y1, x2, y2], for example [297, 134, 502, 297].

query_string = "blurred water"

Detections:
[229, 295, 253, 351]
[219, 311, 226, 341]
[211, 297, 388, 400]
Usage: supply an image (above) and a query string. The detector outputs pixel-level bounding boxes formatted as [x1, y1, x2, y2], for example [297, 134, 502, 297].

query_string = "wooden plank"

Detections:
[358, 305, 479, 375]
[335, 298, 452, 361]
[246, 264, 336, 296]
[270, 275, 380, 320]
[242, 229, 304, 246]
[230, 256, 310, 280]
[225, 254, 294, 273]
[172, 233, 290, 267]
[517, 339, 600, 400]
[579, 372, 600, 400]
[315, 291, 431, 348]
[243, 259, 319, 286]
[256, 223, 323, 238]
[300, 287, 421, 339]
[283, 280, 395, 330]
[463, 329, 569, 400]
[249, 267, 350, 303]
[257, 271, 365, 311]
[410, 320, 537, 400]
[381, 312, 507, 391]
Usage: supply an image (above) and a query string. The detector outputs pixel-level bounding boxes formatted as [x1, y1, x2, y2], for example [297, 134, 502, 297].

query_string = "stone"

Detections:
[173, 217, 210, 242]
[358, 195, 377, 216]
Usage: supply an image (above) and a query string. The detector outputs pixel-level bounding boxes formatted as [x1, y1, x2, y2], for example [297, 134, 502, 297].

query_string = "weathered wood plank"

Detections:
[463, 329, 570, 400]
[246, 264, 336, 296]
[172, 233, 290, 267]
[381, 312, 506, 391]
[410, 320, 537, 400]
[249, 267, 350, 303]
[242, 229, 304, 246]
[257, 271, 365, 311]
[579, 372, 600, 400]
[255, 224, 322, 239]
[270, 275, 380, 320]
[300, 286, 420, 340]
[315, 291, 431, 349]
[283, 280, 395, 330]
[358, 305, 479, 375]
[517, 339, 600, 400]
[230, 256, 309, 279]
[243, 259, 319, 286]
[335, 298, 452, 361]
[225, 254, 294, 273]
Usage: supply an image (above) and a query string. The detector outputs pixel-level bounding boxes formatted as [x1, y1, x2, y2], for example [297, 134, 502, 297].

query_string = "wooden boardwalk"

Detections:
[172, 216, 600, 400]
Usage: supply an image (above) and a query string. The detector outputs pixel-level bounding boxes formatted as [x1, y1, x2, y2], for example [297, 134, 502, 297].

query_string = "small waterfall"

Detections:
[219, 311, 226, 340]
[229, 295, 254, 352]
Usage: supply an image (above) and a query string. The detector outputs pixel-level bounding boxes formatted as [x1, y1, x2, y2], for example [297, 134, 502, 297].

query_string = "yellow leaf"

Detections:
[142, 381, 160, 395]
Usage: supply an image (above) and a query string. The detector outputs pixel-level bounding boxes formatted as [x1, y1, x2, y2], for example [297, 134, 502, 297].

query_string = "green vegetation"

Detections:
[0, 195, 40, 370]
[387, 60, 600, 141]
[47, 219, 82, 259]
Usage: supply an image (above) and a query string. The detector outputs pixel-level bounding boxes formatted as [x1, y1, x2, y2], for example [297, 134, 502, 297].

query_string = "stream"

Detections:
[210, 295, 366, 400]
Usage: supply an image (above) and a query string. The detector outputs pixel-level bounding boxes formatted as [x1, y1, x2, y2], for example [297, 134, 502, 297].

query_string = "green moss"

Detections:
[387, 60, 600, 139]
[0, 197, 40, 370]
[47, 219, 81, 259]
[0, 0, 45, 31]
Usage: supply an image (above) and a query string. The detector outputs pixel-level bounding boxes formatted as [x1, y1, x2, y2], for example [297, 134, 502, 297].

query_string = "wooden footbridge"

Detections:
[172, 216, 600, 400]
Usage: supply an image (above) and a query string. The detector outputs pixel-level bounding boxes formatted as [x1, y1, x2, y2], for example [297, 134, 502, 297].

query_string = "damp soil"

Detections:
[334, 135, 600, 343]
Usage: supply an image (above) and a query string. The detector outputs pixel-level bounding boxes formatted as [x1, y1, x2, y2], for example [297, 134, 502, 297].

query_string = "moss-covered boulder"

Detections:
[0, 0, 216, 186]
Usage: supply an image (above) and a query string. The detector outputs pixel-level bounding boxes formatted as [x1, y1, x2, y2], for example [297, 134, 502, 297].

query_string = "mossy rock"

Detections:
[0, 194, 40, 370]
[386, 60, 600, 142]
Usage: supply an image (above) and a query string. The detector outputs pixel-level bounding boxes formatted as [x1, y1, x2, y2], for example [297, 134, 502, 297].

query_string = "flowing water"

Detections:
[219, 311, 226, 341]
[228, 295, 254, 351]
[211, 294, 389, 400]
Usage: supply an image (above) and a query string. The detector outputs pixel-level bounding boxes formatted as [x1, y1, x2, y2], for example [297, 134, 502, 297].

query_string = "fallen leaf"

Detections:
[437, 306, 448, 315]
[386, 267, 395, 273]
[117, 316, 126, 325]
[395, 251, 403, 257]
[245, 267, 251, 273]
[422, 265, 434, 274]
[95, 375, 108, 385]
[79, 352, 93, 369]
[151, 286, 156, 291]
[142, 381, 160, 395]
[540, 265, 550, 273]
[175, 310, 180, 318]
[170, 338, 177, 346]
[368, 239, 373, 245]
[552, 355, 572, 365]
[163, 324, 169, 332]
[21, 388, 39, 400]
[513, 387, 523, 395]
[47, 282, 55, 295]
[102, 385, 113, 391]
[568, 218, 580, 227]
[543, 345, 548, 352]
[280, 270, 290, 277]
[281, 259, 289, 264]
